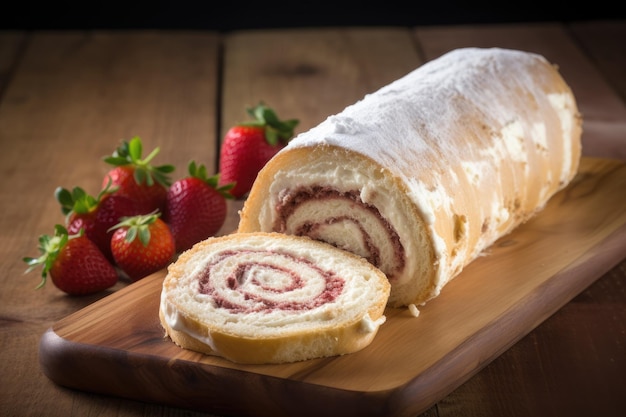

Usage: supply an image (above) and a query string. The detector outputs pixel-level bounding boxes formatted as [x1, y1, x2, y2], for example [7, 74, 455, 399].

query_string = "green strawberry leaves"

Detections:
[103, 136, 175, 187]
[187, 160, 235, 199]
[243, 103, 299, 146]
[55, 178, 117, 216]
[109, 211, 160, 247]
[23, 224, 71, 287]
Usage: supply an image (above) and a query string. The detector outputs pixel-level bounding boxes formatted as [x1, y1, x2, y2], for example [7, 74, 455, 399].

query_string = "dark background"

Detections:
[3, 1, 625, 30]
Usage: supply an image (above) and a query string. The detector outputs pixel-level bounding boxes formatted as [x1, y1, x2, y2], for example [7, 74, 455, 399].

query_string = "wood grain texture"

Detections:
[220, 28, 423, 142]
[570, 20, 626, 105]
[2, 22, 625, 417]
[39, 158, 626, 417]
[0, 31, 25, 92]
[0, 31, 222, 417]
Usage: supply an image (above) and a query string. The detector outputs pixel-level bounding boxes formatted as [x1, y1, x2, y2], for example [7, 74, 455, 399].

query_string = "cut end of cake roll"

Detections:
[238, 47, 583, 309]
[159, 232, 391, 364]
[238, 144, 437, 308]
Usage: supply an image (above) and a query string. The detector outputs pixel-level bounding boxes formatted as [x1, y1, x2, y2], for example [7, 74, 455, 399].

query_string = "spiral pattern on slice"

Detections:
[198, 249, 345, 314]
[273, 186, 405, 280]
[160, 233, 391, 363]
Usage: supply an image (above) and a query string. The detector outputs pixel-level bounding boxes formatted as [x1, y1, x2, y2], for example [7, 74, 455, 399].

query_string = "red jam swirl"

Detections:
[273, 186, 405, 279]
[198, 249, 345, 313]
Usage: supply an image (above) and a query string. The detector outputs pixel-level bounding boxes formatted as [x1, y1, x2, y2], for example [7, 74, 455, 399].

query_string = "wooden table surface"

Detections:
[1, 20, 625, 417]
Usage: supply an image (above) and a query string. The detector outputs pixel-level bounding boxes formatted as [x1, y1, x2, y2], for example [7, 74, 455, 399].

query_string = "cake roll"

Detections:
[159, 232, 390, 364]
[238, 47, 583, 309]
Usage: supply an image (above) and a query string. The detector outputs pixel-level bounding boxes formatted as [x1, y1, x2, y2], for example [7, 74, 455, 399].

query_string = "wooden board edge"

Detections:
[390, 222, 626, 417]
[39, 326, 402, 416]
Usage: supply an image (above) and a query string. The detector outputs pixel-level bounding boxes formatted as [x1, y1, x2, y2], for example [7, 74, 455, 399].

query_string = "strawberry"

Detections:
[23, 225, 118, 296]
[164, 161, 234, 252]
[218, 103, 299, 198]
[103, 136, 175, 214]
[55, 180, 142, 262]
[109, 212, 176, 281]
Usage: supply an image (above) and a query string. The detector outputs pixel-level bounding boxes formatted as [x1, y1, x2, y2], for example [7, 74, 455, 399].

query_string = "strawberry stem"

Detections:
[108, 211, 161, 247]
[103, 136, 175, 187]
[243, 103, 299, 146]
[55, 178, 117, 216]
[187, 160, 235, 199]
[23, 225, 76, 288]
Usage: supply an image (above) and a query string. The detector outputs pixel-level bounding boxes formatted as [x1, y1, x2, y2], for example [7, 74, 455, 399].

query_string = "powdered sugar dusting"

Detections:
[258, 47, 581, 307]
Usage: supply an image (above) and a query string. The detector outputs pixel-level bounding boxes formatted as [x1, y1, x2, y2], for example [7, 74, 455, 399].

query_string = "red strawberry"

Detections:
[23, 225, 118, 296]
[164, 161, 234, 252]
[218, 103, 299, 198]
[103, 136, 175, 213]
[55, 181, 142, 262]
[109, 212, 176, 281]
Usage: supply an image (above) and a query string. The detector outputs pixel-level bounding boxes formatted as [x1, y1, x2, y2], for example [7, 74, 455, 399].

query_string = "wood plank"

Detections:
[38, 157, 626, 417]
[220, 27, 423, 139]
[413, 22, 626, 161]
[0, 31, 221, 417]
[0, 31, 25, 93]
[570, 20, 626, 104]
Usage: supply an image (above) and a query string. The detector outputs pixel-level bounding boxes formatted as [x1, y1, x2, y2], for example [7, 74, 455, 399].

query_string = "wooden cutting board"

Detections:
[39, 157, 626, 417]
